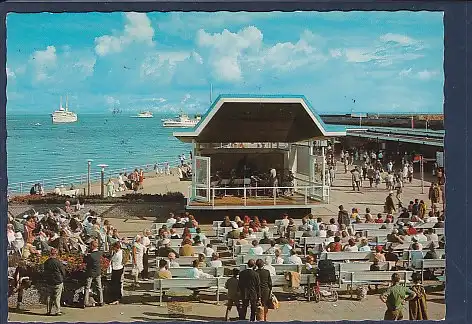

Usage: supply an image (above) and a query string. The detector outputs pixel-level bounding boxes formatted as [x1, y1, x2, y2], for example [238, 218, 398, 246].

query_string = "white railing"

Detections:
[8, 159, 182, 195]
[187, 184, 329, 207]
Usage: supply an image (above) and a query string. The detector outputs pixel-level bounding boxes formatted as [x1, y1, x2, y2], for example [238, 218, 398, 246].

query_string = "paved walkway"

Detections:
[8, 162, 446, 322]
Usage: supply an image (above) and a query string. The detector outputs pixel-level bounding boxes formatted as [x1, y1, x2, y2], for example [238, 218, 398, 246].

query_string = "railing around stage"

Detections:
[186, 184, 329, 208]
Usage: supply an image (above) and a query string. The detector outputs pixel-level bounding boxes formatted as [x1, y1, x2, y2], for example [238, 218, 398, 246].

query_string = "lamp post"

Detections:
[87, 159, 93, 196]
[97, 164, 108, 198]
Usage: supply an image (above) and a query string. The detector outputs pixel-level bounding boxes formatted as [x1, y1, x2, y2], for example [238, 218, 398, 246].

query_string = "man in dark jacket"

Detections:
[337, 205, 350, 227]
[83, 240, 104, 307]
[238, 259, 261, 321]
[43, 248, 66, 316]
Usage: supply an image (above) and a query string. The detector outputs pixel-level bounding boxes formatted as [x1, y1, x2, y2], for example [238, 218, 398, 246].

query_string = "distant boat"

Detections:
[132, 111, 153, 118]
[112, 106, 122, 115]
[51, 96, 78, 124]
[162, 111, 201, 128]
[33, 123, 41, 126]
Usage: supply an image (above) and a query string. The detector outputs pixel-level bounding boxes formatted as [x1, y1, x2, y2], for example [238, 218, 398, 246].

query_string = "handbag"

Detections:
[268, 293, 279, 310]
[131, 266, 138, 276]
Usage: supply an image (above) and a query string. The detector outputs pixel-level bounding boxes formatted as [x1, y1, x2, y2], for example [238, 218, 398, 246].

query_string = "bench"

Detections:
[300, 237, 328, 255]
[433, 228, 445, 235]
[320, 251, 373, 262]
[60, 189, 80, 197]
[341, 271, 413, 298]
[239, 264, 303, 275]
[414, 222, 436, 229]
[419, 259, 446, 282]
[157, 256, 212, 267]
[168, 267, 224, 278]
[234, 244, 274, 255]
[337, 262, 389, 284]
[364, 229, 392, 237]
[402, 249, 445, 268]
[153, 277, 228, 306]
[352, 223, 394, 231]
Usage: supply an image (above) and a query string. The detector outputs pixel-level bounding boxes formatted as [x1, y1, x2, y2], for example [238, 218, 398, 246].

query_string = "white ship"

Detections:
[133, 111, 153, 118]
[162, 112, 201, 128]
[51, 96, 78, 124]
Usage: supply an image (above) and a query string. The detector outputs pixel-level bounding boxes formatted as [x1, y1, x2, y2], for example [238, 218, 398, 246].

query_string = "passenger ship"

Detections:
[51, 96, 78, 124]
[162, 112, 201, 128]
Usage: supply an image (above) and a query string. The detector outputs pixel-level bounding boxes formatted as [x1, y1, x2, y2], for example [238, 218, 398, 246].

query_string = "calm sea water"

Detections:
[7, 113, 191, 188]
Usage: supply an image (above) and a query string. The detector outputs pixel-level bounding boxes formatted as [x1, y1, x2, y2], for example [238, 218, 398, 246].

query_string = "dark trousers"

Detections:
[240, 299, 258, 321]
[142, 252, 149, 279]
[110, 268, 124, 302]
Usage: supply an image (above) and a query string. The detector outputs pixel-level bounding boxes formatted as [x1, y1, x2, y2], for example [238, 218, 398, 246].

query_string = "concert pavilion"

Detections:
[174, 95, 346, 213]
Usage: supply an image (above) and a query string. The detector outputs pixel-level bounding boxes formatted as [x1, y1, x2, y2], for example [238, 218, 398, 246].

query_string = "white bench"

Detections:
[300, 237, 329, 255]
[239, 264, 303, 275]
[157, 256, 212, 267]
[341, 271, 413, 298]
[337, 262, 389, 284]
[320, 252, 373, 262]
[402, 249, 445, 268]
[167, 267, 224, 278]
[419, 259, 446, 282]
[353, 223, 394, 231]
[433, 228, 445, 235]
[153, 277, 228, 306]
[60, 189, 80, 197]
[414, 222, 436, 229]
[234, 244, 274, 255]
[365, 229, 392, 237]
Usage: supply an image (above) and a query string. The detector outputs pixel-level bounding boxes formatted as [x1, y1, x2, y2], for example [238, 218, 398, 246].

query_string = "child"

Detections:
[409, 272, 429, 320]
[225, 268, 241, 321]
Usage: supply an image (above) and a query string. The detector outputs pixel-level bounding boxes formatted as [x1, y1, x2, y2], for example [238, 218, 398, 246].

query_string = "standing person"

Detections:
[141, 229, 151, 281]
[225, 268, 242, 321]
[43, 248, 65, 316]
[409, 272, 429, 320]
[255, 259, 272, 321]
[13, 260, 31, 311]
[238, 259, 261, 321]
[138, 169, 144, 189]
[329, 166, 336, 186]
[343, 155, 349, 173]
[337, 205, 350, 227]
[83, 240, 104, 307]
[407, 164, 414, 183]
[109, 242, 124, 305]
[385, 192, 396, 214]
[380, 273, 416, 320]
[395, 177, 403, 204]
[269, 167, 278, 198]
[428, 183, 440, 207]
[351, 167, 361, 191]
[132, 235, 145, 287]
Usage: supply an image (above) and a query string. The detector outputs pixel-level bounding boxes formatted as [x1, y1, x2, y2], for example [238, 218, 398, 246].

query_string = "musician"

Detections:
[269, 167, 278, 198]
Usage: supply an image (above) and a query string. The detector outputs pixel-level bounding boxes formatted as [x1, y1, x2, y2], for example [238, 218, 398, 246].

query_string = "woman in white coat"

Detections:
[132, 235, 145, 287]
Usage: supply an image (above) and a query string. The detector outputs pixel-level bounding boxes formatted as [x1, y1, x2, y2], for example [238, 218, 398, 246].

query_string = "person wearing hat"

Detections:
[157, 238, 178, 258]
[43, 248, 66, 315]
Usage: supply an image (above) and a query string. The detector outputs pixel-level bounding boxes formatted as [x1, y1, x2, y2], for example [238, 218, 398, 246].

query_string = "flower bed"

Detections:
[9, 192, 185, 205]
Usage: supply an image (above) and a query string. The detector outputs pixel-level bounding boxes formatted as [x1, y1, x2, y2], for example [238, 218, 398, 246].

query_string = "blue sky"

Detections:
[6, 11, 444, 115]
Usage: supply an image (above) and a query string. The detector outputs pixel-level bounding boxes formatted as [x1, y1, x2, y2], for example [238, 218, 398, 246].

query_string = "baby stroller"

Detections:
[305, 260, 339, 303]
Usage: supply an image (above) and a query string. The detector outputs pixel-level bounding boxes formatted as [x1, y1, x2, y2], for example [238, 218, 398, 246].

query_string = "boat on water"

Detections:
[51, 96, 78, 124]
[162, 112, 201, 128]
[132, 111, 153, 118]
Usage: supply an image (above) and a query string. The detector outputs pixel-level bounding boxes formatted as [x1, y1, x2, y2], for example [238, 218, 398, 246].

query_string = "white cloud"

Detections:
[95, 12, 154, 56]
[30, 46, 57, 81]
[197, 26, 263, 82]
[6, 67, 15, 79]
[380, 33, 416, 46]
[73, 57, 96, 77]
[105, 95, 120, 106]
[399, 68, 412, 77]
[329, 49, 342, 58]
[417, 70, 438, 80]
[345, 48, 377, 63]
[192, 51, 203, 64]
[140, 51, 191, 78]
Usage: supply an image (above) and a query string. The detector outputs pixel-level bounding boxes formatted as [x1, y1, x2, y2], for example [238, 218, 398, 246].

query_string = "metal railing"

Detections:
[187, 184, 329, 207]
[8, 159, 182, 195]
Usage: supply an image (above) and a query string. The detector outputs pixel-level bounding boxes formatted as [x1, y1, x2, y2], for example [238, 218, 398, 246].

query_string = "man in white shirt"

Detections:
[414, 229, 428, 243]
[287, 250, 303, 265]
[248, 240, 264, 255]
[274, 249, 284, 265]
[167, 213, 177, 226]
[387, 161, 393, 173]
[207, 253, 223, 267]
[425, 229, 439, 243]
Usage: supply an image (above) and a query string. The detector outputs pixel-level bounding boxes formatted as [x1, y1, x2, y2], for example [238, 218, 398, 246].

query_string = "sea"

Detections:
[6, 113, 192, 191]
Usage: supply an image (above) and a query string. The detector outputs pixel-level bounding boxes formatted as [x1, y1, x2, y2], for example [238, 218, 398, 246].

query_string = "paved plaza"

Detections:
[8, 163, 446, 322]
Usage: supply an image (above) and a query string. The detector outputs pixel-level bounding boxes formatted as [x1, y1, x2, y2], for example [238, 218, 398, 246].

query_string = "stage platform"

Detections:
[186, 193, 320, 210]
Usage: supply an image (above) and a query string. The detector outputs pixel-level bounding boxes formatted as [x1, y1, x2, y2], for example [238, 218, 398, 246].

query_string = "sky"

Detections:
[5, 11, 444, 115]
